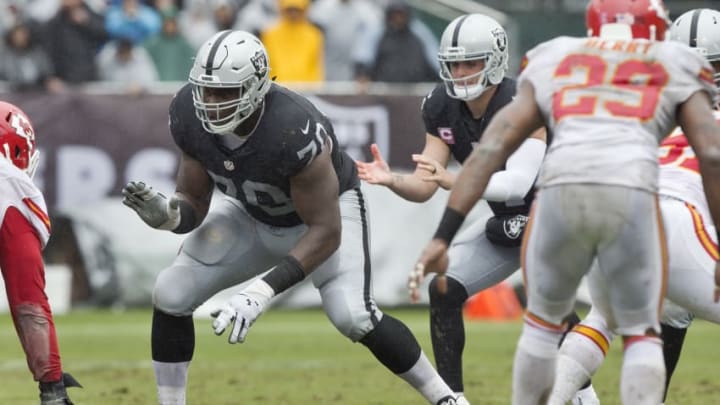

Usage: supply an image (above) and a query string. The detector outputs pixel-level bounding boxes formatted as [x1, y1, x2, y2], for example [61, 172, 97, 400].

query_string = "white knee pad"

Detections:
[153, 267, 197, 316]
[326, 306, 382, 342]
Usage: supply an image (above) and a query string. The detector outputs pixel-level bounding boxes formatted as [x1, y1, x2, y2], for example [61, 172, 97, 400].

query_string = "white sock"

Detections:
[153, 360, 190, 405]
[549, 355, 594, 405]
[549, 329, 608, 404]
[621, 338, 665, 405]
[512, 321, 564, 405]
[157, 386, 186, 405]
[573, 384, 600, 405]
[397, 351, 455, 404]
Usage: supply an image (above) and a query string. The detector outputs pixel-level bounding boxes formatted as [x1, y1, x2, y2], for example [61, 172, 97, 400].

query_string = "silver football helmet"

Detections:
[189, 30, 271, 134]
[438, 14, 509, 100]
[669, 8, 720, 90]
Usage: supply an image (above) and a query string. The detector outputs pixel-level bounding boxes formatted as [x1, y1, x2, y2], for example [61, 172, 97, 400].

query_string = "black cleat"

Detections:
[62, 373, 83, 389]
[39, 372, 82, 405]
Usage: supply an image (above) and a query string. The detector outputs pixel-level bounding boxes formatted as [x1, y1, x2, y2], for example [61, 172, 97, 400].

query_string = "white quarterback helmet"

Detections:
[438, 14, 509, 101]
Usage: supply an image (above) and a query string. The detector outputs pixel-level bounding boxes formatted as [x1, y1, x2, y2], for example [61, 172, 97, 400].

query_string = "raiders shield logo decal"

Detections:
[504, 215, 528, 239]
[492, 28, 508, 53]
[250, 50, 268, 78]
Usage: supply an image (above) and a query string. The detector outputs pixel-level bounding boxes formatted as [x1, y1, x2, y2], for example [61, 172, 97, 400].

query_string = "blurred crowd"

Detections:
[0, 0, 440, 94]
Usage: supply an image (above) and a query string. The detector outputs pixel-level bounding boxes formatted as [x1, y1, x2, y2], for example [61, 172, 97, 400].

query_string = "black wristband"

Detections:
[172, 199, 197, 234]
[433, 207, 466, 245]
[262, 255, 306, 294]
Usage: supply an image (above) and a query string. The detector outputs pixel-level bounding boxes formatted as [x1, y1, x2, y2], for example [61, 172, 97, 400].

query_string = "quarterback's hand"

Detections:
[412, 154, 454, 190]
[409, 239, 449, 303]
[211, 293, 265, 344]
[121, 181, 180, 230]
[355, 143, 394, 186]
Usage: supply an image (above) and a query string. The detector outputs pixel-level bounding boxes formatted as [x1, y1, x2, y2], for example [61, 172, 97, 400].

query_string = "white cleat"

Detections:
[572, 385, 600, 405]
[455, 394, 471, 405]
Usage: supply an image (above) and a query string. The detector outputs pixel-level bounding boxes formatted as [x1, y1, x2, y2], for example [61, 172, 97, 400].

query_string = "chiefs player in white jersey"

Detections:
[0, 101, 80, 404]
[550, 7, 720, 405]
[410, 0, 720, 404]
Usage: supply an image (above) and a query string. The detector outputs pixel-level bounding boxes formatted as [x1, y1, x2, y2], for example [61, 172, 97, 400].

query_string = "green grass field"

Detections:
[0, 308, 717, 404]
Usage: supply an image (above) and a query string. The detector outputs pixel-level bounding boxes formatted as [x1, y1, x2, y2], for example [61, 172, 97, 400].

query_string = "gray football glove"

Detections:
[122, 181, 180, 230]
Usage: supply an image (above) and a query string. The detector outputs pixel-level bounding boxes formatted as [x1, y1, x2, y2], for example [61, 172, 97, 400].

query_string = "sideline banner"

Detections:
[3, 91, 428, 212]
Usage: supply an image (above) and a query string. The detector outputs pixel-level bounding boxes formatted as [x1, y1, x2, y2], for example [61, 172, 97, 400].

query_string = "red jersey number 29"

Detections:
[552, 54, 669, 122]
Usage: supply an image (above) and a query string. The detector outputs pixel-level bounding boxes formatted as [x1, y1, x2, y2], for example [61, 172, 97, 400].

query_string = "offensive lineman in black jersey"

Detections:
[121, 31, 459, 405]
[357, 14, 597, 404]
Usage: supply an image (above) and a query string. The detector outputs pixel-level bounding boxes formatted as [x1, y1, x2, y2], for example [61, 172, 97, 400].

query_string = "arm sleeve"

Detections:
[482, 137, 546, 202]
[0, 207, 44, 283]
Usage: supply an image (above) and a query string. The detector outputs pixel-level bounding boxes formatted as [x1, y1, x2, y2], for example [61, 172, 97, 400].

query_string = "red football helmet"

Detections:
[586, 0, 670, 41]
[0, 101, 39, 178]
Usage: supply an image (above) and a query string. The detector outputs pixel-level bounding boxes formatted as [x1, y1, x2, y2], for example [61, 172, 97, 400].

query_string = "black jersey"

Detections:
[169, 83, 359, 227]
[421, 78, 535, 216]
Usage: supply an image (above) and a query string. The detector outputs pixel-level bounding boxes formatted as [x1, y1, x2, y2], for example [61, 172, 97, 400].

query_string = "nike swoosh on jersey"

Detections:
[300, 120, 310, 135]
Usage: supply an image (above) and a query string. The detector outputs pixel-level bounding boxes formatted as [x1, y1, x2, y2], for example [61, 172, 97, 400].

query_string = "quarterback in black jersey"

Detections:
[358, 14, 596, 404]
[121, 30, 458, 405]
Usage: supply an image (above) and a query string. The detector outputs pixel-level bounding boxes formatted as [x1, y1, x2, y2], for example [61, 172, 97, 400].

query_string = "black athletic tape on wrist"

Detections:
[172, 199, 197, 234]
[433, 207, 466, 245]
[262, 255, 306, 294]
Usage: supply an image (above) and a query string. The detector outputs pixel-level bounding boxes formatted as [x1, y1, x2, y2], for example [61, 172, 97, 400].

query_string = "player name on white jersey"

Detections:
[519, 36, 716, 193]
